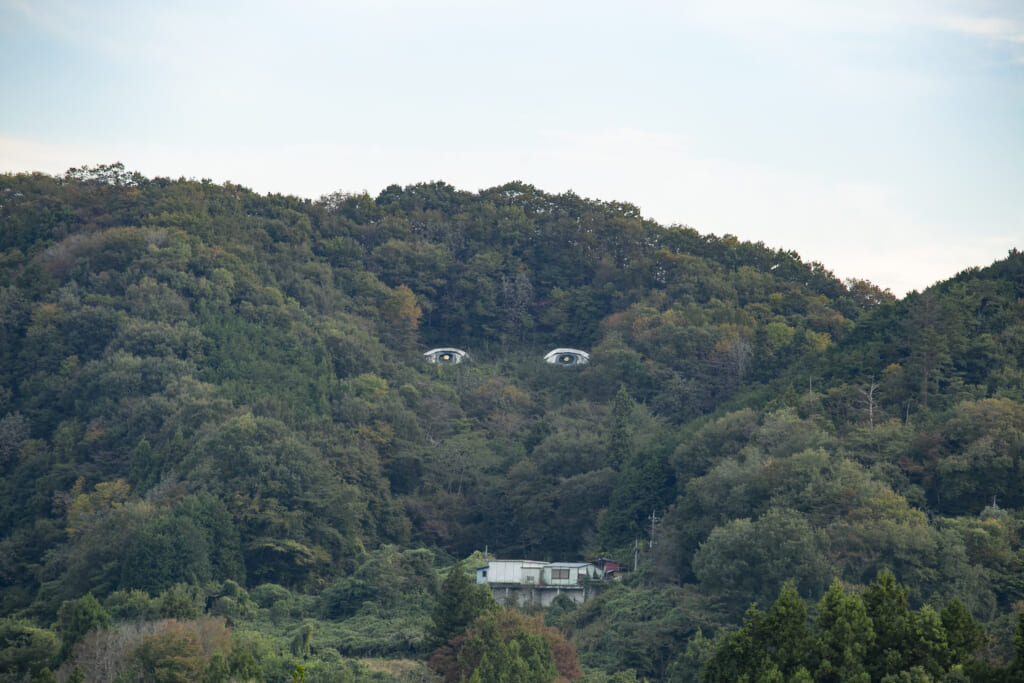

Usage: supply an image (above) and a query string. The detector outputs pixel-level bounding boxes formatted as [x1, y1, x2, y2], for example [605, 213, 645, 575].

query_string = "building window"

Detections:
[551, 568, 570, 581]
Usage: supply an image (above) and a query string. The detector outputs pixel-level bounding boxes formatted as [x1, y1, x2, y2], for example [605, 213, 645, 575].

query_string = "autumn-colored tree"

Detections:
[130, 620, 205, 683]
[64, 617, 231, 683]
[439, 609, 581, 682]
[381, 284, 422, 352]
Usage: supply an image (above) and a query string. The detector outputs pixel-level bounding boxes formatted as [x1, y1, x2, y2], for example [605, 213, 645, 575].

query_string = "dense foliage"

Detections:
[1, 164, 1022, 681]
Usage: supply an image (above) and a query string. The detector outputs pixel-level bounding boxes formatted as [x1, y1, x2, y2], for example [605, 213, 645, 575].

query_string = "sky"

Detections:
[2, 0, 1022, 297]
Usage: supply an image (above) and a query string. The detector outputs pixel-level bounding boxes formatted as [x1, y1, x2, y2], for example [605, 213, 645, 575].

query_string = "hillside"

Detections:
[1, 164, 1022, 681]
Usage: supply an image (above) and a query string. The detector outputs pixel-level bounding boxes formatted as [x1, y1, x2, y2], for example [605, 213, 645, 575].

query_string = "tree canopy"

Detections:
[1, 167, 1023, 681]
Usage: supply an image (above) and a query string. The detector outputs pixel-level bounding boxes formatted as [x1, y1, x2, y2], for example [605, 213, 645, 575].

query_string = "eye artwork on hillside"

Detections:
[423, 348, 470, 364]
[422, 347, 590, 366]
[543, 348, 590, 366]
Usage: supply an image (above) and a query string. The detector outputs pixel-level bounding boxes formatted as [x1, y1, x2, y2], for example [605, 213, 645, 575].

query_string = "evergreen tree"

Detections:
[1007, 611, 1024, 680]
[599, 388, 675, 551]
[760, 582, 813, 677]
[813, 579, 874, 683]
[461, 618, 514, 682]
[863, 569, 913, 679]
[57, 593, 110, 661]
[430, 560, 497, 647]
[456, 612, 558, 683]
[700, 606, 766, 682]
[907, 605, 950, 679]
[608, 385, 633, 469]
[702, 582, 813, 681]
[939, 599, 983, 668]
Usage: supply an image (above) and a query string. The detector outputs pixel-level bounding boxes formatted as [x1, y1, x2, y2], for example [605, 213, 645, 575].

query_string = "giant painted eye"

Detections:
[543, 348, 590, 366]
[423, 348, 469, 364]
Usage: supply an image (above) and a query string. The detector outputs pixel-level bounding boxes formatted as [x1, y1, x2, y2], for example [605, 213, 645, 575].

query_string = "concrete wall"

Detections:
[490, 584, 590, 608]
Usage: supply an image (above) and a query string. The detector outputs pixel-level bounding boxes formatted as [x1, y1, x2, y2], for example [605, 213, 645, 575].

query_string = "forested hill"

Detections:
[1, 165, 1023, 681]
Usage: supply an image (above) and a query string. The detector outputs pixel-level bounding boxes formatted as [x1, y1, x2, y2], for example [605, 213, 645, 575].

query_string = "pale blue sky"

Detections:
[2, 0, 1022, 296]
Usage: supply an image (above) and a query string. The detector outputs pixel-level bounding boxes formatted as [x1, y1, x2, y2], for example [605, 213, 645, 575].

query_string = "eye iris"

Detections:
[560, 355, 575, 364]
[424, 348, 468, 364]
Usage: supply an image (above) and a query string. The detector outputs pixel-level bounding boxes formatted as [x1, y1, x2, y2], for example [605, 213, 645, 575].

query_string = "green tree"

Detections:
[907, 605, 950, 679]
[761, 582, 813, 677]
[0, 619, 60, 679]
[701, 582, 813, 681]
[1009, 611, 1024, 679]
[813, 579, 873, 683]
[863, 569, 913, 679]
[228, 643, 265, 682]
[158, 585, 199, 620]
[461, 617, 517, 682]
[31, 667, 58, 683]
[608, 386, 633, 469]
[57, 593, 110, 661]
[939, 598, 984, 667]
[936, 398, 1024, 514]
[201, 652, 231, 683]
[693, 508, 831, 615]
[700, 606, 769, 682]
[174, 494, 246, 585]
[121, 513, 212, 594]
[899, 291, 958, 412]
[599, 397, 675, 552]
[431, 560, 497, 647]
[290, 623, 314, 658]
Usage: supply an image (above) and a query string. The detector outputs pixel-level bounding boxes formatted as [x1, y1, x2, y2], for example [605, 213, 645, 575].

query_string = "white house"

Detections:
[476, 559, 547, 585]
[542, 562, 602, 586]
[476, 559, 603, 606]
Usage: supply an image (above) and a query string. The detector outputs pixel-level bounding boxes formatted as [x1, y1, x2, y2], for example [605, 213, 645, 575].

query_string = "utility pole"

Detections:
[633, 538, 639, 571]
